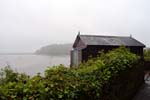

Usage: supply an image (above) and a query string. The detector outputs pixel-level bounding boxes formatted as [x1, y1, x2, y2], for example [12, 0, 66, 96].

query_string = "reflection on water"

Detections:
[0, 54, 70, 76]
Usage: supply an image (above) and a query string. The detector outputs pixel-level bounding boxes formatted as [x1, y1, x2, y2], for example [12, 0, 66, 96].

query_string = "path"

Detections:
[132, 77, 150, 100]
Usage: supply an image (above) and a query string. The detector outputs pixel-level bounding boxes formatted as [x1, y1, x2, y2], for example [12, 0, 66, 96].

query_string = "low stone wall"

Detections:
[101, 61, 146, 100]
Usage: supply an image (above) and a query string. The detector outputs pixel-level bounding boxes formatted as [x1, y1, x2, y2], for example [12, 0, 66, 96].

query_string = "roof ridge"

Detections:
[77, 34, 145, 47]
[79, 34, 130, 38]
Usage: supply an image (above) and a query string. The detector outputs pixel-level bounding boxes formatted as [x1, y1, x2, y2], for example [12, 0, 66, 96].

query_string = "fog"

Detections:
[0, 0, 149, 53]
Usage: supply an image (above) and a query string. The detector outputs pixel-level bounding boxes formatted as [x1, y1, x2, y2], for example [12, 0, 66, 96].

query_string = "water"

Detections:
[0, 54, 70, 76]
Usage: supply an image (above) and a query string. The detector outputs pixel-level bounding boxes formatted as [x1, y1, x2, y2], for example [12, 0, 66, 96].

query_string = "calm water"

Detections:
[0, 54, 70, 76]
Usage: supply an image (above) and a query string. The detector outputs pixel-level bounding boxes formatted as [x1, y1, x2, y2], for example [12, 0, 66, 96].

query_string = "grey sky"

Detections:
[0, 0, 149, 53]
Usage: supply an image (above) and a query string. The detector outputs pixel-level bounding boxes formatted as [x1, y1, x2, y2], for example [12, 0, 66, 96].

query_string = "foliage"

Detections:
[0, 47, 138, 100]
[35, 44, 72, 55]
[0, 66, 30, 100]
[100, 46, 137, 81]
[144, 48, 150, 61]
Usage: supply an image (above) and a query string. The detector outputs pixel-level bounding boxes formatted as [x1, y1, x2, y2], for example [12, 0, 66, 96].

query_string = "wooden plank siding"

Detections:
[70, 34, 145, 67]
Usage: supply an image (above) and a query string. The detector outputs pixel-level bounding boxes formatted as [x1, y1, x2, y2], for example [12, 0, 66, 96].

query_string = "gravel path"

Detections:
[132, 80, 150, 100]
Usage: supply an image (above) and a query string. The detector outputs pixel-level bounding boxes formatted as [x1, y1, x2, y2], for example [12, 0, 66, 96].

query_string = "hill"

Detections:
[35, 44, 72, 56]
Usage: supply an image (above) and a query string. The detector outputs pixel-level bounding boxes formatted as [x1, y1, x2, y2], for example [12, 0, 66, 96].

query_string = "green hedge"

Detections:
[144, 48, 150, 61]
[0, 47, 140, 100]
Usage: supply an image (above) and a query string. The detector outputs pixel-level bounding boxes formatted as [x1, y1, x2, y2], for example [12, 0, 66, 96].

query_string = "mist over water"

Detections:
[0, 0, 148, 76]
[0, 0, 149, 54]
[0, 54, 70, 76]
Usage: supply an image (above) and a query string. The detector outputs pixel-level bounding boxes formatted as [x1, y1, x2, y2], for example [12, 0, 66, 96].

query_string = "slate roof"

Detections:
[77, 35, 145, 47]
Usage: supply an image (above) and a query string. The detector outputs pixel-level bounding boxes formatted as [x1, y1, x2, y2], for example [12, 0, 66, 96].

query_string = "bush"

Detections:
[144, 48, 150, 61]
[0, 47, 138, 100]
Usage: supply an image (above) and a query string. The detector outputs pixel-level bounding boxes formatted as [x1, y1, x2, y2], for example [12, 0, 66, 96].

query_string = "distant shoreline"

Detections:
[0, 53, 34, 55]
[0, 53, 70, 56]
[35, 44, 72, 56]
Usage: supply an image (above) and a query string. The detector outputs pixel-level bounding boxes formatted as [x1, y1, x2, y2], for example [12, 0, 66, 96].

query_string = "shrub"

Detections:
[144, 48, 150, 61]
[0, 47, 138, 100]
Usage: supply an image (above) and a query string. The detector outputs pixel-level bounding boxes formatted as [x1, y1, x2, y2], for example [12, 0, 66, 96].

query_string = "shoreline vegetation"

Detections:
[0, 47, 141, 100]
[0, 44, 72, 56]
[35, 44, 72, 56]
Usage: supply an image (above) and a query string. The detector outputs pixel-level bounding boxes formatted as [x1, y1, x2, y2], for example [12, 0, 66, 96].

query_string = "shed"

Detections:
[70, 34, 145, 67]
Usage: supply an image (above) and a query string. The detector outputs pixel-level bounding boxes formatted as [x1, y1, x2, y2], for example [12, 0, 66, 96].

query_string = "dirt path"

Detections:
[132, 81, 150, 100]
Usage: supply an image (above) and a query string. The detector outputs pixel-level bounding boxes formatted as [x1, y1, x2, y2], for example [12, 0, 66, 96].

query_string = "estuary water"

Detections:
[0, 54, 70, 76]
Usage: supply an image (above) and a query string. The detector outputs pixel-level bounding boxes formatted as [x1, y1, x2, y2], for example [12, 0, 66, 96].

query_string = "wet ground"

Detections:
[132, 75, 150, 100]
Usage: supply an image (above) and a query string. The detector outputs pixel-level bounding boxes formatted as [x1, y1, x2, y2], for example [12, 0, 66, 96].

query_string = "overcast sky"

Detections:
[0, 0, 149, 53]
